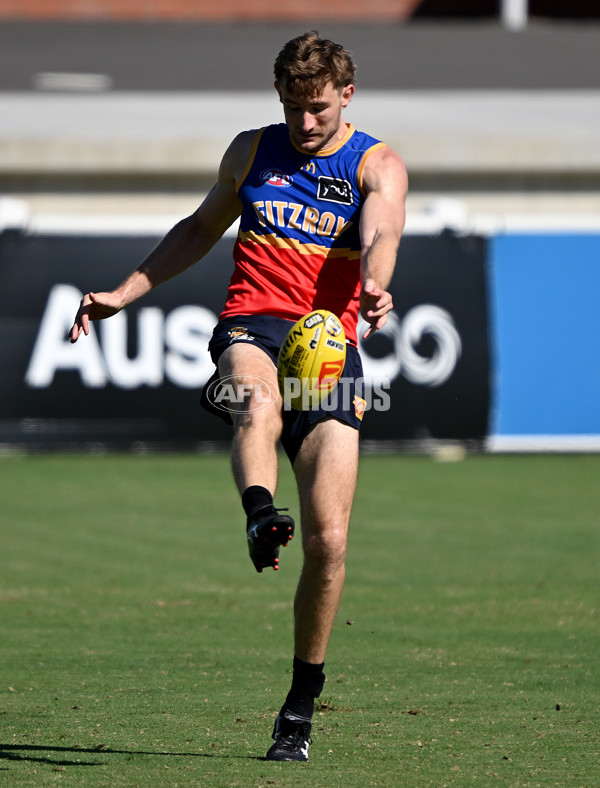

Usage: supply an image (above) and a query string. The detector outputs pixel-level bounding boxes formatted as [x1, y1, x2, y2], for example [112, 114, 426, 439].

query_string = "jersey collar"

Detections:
[290, 123, 355, 157]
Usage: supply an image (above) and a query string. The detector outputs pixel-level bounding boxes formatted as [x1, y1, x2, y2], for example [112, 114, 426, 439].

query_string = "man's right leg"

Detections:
[217, 343, 294, 571]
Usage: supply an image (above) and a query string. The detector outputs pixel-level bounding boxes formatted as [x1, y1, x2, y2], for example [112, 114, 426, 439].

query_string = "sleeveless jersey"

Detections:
[219, 122, 386, 345]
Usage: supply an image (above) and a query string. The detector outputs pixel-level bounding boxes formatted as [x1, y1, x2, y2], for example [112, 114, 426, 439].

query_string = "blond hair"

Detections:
[274, 30, 356, 97]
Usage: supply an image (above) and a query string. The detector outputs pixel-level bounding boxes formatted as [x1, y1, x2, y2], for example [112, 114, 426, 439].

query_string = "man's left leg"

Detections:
[266, 418, 359, 761]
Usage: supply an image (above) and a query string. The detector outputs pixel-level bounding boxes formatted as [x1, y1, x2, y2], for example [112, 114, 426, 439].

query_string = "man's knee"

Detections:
[302, 525, 348, 571]
[232, 403, 282, 438]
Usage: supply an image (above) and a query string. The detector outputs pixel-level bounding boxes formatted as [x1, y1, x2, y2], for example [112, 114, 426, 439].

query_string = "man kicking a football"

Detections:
[70, 30, 407, 762]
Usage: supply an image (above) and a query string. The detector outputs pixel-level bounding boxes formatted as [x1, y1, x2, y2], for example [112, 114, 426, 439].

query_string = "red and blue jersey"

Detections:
[220, 122, 386, 345]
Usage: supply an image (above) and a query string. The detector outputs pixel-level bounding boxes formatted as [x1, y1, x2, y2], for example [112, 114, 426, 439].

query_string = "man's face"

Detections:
[276, 81, 355, 154]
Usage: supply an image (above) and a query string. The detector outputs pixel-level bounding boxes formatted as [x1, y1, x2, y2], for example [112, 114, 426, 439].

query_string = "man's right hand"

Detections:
[69, 291, 123, 343]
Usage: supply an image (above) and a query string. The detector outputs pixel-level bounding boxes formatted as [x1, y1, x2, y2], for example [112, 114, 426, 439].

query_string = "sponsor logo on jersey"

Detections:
[317, 176, 353, 205]
[251, 200, 351, 239]
[261, 169, 293, 187]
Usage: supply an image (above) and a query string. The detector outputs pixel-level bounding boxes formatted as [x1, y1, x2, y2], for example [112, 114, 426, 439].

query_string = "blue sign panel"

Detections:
[490, 234, 600, 436]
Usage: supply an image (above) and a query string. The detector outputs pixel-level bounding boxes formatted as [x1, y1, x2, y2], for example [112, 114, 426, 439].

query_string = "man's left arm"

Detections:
[359, 146, 408, 339]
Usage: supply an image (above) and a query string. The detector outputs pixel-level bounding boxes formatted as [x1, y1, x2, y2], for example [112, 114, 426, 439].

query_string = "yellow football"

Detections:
[277, 310, 346, 411]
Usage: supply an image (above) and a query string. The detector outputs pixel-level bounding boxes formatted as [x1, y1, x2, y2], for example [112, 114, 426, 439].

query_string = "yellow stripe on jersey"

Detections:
[289, 123, 356, 157]
[356, 142, 387, 198]
[235, 128, 266, 193]
[238, 228, 362, 260]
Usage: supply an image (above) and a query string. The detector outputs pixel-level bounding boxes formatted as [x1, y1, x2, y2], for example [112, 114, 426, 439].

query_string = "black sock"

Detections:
[241, 485, 273, 518]
[281, 656, 326, 721]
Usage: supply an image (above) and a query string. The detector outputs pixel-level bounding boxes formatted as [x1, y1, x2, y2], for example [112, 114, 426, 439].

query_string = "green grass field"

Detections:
[1, 452, 598, 787]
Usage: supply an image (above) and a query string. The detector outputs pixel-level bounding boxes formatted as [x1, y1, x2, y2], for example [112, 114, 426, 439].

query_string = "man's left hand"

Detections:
[359, 278, 393, 339]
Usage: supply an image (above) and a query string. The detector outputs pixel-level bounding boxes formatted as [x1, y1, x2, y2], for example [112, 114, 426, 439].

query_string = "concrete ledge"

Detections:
[1, 90, 599, 178]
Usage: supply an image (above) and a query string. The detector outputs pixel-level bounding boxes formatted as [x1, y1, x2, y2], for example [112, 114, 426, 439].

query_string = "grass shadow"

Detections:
[0, 743, 264, 766]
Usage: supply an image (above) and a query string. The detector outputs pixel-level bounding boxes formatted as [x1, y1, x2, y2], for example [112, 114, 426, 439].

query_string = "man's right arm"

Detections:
[69, 130, 255, 343]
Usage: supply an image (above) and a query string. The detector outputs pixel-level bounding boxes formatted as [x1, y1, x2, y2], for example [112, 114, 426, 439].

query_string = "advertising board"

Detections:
[0, 230, 490, 449]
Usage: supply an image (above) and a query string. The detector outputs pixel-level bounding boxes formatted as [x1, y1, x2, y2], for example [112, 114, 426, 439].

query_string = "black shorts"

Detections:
[200, 314, 365, 464]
